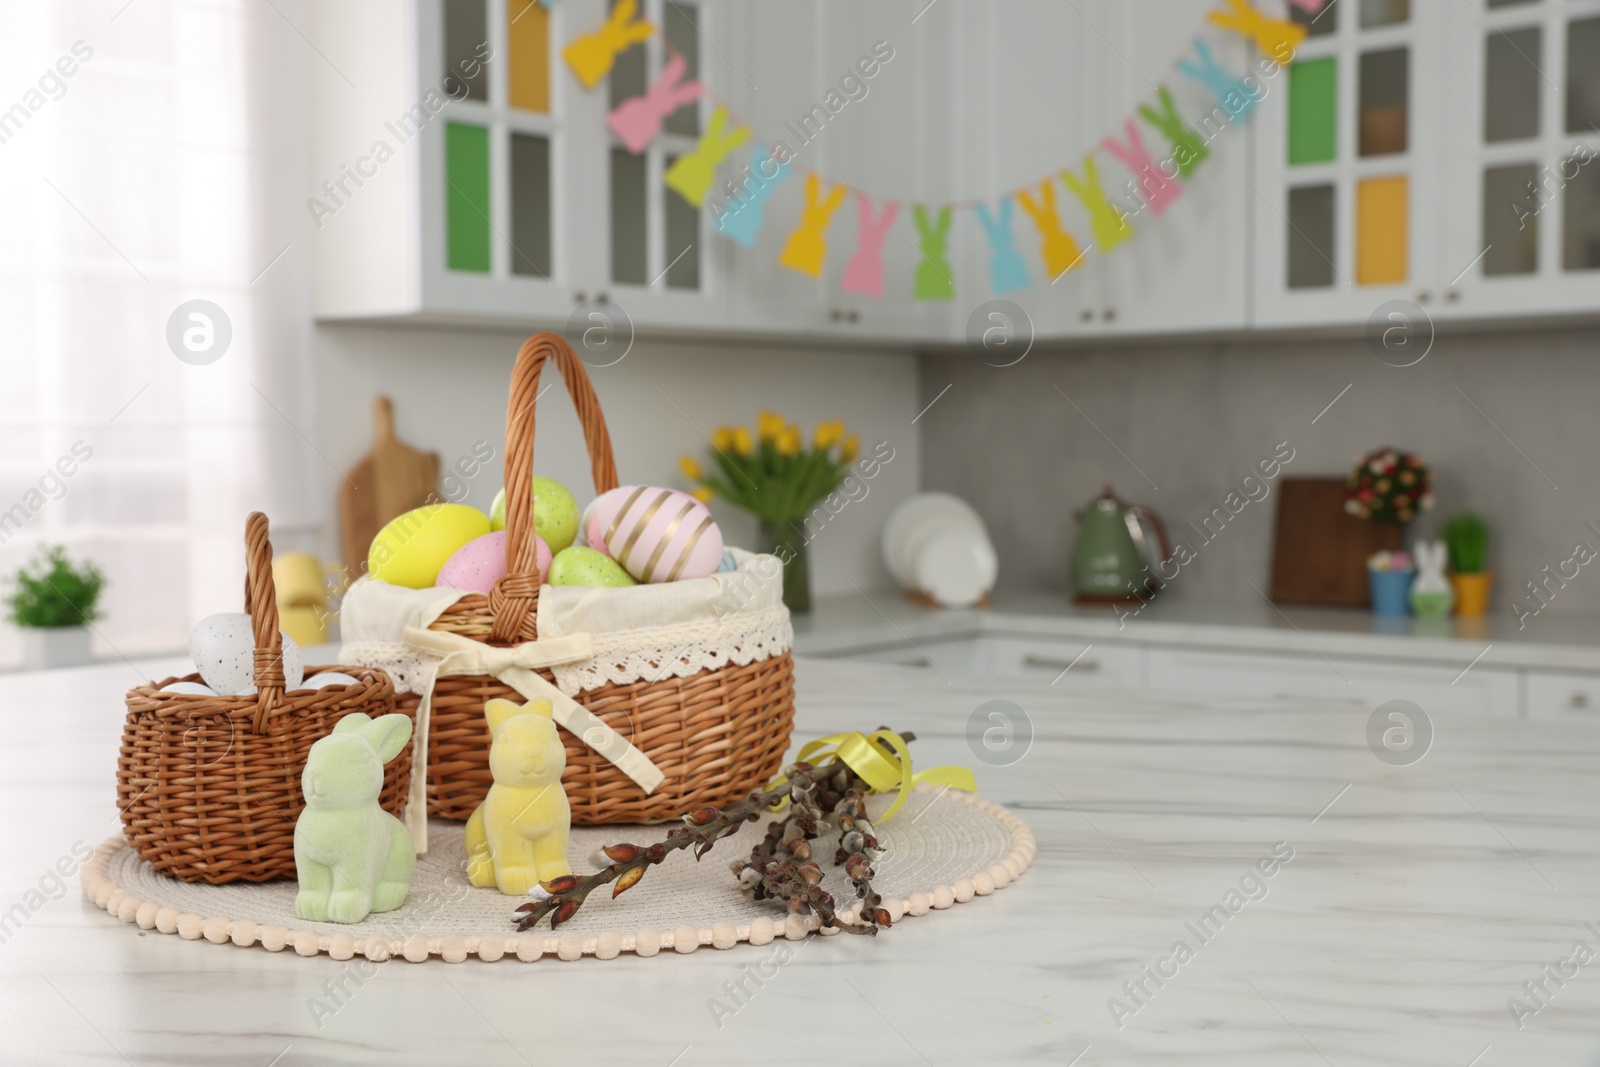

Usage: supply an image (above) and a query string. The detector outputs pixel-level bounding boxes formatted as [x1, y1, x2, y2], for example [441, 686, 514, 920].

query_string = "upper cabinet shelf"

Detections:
[310, 0, 1600, 344]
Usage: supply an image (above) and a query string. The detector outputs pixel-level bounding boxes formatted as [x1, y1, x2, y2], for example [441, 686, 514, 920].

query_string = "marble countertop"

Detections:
[5, 653, 1600, 1065]
[792, 589, 1600, 671]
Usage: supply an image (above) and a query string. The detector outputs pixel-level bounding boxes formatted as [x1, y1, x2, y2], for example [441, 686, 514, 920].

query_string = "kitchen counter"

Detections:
[793, 589, 1600, 672]
[4, 654, 1600, 1064]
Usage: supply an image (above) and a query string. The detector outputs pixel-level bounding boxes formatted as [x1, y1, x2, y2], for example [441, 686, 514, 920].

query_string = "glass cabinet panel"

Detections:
[508, 0, 550, 113]
[1485, 27, 1542, 143]
[1289, 58, 1338, 165]
[1356, 175, 1408, 283]
[1483, 163, 1539, 275]
[1359, 47, 1408, 156]
[510, 133, 551, 277]
[1288, 184, 1337, 288]
[446, 123, 491, 272]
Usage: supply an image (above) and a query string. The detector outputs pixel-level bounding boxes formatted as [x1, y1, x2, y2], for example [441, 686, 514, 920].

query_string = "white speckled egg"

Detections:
[300, 671, 361, 690]
[586, 486, 724, 583]
[435, 531, 551, 594]
[188, 613, 304, 696]
[160, 681, 217, 696]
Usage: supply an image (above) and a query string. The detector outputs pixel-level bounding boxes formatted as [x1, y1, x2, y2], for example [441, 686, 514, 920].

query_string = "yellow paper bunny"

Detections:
[464, 697, 573, 896]
[664, 107, 751, 207]
[563, 0, 655, 89]
[779, 175, 848, 278]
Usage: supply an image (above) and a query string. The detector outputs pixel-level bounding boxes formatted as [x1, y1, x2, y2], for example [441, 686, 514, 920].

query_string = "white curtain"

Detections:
[0, 0, 324, 665]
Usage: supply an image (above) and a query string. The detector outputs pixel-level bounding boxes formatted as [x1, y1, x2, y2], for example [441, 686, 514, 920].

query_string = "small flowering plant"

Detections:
[680, 411, 859, 524]
[1345, 447, 1433, 524]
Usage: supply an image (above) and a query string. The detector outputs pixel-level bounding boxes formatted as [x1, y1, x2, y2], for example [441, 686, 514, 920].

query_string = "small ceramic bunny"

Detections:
[294, 712, 415, 924]
[464, 697, 573, 896]
[1410, 539, 1454, 620]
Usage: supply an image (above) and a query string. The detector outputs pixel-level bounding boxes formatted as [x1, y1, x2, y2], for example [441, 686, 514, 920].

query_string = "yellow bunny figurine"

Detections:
[464, 697, 573, 896]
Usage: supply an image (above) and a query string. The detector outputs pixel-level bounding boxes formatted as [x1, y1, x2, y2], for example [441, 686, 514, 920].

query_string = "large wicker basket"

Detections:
[118, 513, 412, 884]
[404, 332, 795, 824]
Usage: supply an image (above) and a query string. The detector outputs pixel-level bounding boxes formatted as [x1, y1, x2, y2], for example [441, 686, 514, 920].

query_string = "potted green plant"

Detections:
[7, 545, 104, 669]
[681, 412, 859, 613]
[1442, 512, 1492, 617]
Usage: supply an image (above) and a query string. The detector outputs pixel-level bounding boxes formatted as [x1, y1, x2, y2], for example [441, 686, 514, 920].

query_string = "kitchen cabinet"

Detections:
[313, 1, 1600, 341]
[311, 0, 732, 333]
[1435, 0, 1600, 320]
[1250, 0, 1448, 328]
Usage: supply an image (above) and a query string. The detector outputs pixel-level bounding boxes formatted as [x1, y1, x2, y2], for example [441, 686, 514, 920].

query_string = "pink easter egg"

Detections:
[593, 485, 723, 583]
[436, 532, 552, 594]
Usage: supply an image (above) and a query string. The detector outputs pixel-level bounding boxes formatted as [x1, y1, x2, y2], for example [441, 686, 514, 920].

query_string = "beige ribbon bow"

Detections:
[399, 626, 665, 851]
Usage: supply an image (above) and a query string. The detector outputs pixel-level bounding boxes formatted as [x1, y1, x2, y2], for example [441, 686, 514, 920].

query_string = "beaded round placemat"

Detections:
[83, 785, 1034, 963]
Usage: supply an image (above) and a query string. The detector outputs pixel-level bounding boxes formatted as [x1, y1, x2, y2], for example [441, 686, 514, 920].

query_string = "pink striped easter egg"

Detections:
[589, 485, 723, 583]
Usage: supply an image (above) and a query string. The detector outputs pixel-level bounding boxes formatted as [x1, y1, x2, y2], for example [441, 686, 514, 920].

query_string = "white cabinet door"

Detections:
[1146, 646, 1520, 718]
[961, 0, 1099, 339]
[1250, 0, 1445, 328]
[1079, 0, 1252, 336]
[1434, 1, 1600, 321]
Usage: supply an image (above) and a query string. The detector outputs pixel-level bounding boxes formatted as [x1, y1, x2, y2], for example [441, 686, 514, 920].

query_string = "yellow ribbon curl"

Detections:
[775, 730, 977, 823]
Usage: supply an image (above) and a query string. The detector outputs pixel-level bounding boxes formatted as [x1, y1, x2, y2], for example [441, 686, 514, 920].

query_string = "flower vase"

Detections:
[1368, 569, 1414, 617]
[758, 520, 812, 614]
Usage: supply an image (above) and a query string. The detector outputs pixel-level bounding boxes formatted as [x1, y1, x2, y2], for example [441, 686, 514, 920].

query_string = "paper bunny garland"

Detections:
[607, 53, 702, 154]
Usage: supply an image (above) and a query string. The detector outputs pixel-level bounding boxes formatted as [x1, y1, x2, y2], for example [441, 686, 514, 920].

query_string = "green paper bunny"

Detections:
[294, 712, 415, 924]
[1138, 86, 1209, 180]
[913, 205, 955, 301]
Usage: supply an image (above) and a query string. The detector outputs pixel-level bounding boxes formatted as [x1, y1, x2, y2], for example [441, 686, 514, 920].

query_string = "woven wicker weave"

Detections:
[415, 332, 795, 825]
[118, 513, 410, 884]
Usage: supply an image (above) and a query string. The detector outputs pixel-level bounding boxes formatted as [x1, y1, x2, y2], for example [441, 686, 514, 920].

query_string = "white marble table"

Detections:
[3, 654, 1600, 1066]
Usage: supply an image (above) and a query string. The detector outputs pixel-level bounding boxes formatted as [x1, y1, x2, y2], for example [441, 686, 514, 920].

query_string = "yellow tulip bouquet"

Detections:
[680, 411, 859, 612]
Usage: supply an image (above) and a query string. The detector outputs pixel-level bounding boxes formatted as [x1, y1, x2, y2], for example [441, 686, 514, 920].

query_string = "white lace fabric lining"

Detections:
[339, 549, 793, 697]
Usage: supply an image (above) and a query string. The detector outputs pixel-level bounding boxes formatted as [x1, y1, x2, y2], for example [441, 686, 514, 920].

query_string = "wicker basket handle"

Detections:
[489, 333, 620, 645]
[242, 511, 286, 733]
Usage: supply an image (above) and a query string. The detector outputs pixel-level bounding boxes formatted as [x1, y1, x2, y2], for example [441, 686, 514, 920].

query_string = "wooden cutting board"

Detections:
[338, 396, 442, 576]
[1269, 477, 1403, 607]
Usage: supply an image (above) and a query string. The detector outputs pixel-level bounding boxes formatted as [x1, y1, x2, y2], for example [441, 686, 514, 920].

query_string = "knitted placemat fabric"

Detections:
[83, 785, 1035, 962]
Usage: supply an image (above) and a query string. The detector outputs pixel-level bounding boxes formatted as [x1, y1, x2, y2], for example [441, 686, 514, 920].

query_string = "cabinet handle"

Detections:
[1102, 308, 1117, 322]
[574, 291, 588, 305]
[1415, 290, 1432, 304]
[1446, 289, 1461, 303]
[849, 310, 860, 323]
[1022, 653, 1100, 672]
[1080, 310, 1094, 323]
[1568, 691, 1593, 711]
[596, 292, 610, 305]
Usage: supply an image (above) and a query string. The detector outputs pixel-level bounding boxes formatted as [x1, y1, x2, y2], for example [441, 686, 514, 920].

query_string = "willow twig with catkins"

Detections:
[514, 731, 913, 934]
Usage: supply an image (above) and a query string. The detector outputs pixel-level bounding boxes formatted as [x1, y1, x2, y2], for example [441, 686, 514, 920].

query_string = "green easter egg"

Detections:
[547, 546, 637, 588]
[488, 477, 578, 551]
[368, 503, 492, 588]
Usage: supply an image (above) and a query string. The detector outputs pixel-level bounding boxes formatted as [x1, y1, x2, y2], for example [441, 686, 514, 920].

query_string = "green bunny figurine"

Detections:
[464, 697, 573, 896]
[294, 712, 415, 924]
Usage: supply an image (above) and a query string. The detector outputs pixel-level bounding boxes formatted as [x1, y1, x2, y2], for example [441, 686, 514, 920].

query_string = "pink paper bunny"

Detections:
[1102, 119, 1183, 217]
[840, 195, 899, 298]
[607, 54, 702, 155]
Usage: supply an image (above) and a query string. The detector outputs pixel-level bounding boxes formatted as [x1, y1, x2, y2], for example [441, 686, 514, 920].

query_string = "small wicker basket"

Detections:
[118, 513, 411, 884]
[405, 332, 795, 825]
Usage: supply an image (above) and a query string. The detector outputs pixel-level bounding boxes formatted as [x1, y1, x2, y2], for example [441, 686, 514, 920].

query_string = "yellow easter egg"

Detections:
[368, 504, 491, 588]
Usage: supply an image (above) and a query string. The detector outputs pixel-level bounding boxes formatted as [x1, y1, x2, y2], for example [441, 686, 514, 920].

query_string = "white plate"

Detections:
[882, 492, 987, 588]
[914, 525, 998, 609]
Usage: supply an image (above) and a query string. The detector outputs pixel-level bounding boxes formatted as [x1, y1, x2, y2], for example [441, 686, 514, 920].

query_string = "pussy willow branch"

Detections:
[514, 730, 914, 934]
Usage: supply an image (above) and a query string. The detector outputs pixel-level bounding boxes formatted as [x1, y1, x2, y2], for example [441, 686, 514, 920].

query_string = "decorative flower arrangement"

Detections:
[680, 412, 859, 522]
[680, 412, 860, 613]
[1345, 448, 1433, 523]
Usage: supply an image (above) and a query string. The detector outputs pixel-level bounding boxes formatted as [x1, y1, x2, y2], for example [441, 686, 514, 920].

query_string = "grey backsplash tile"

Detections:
[918, 329, 1597, 616]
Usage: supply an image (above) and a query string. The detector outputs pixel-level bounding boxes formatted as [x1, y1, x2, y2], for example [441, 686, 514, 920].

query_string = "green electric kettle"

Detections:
[1071, 485, 1172, 603]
